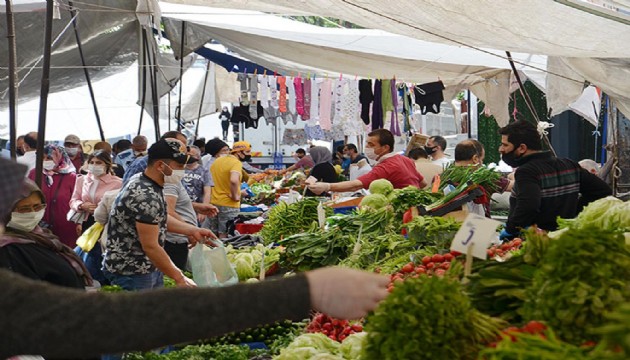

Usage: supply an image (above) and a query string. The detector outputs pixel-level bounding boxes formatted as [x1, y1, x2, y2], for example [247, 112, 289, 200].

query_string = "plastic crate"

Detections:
[333, 206, 357, 215]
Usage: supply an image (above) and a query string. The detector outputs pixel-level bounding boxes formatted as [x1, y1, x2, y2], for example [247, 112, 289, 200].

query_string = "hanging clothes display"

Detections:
[400, 83, 413, 133]
[284, 76, 298, 125]
[304, 124, 325, 141]
[282, 128, 307, 146]
[278, 76, 288, 113]
[248, 74, 258, 119]
[332, 78, 346, 127]
[309, 78, 320, 122]
[258, 74, 269, 109]
[302, 77, 311, 120]
[268, 76, 279, 110]
[341, 79, 363, 136]
[294, 76, 305, 117]
[237, 73, 249, 106]
[414, 80, 445, 114]
[324, 123, 345, 142]
[231, 102, 261, 129]
[371, 79, 383, 130]
[389, 79, 401, 136]
[319, 78, 333, 130]
[359, 79, 374, 125]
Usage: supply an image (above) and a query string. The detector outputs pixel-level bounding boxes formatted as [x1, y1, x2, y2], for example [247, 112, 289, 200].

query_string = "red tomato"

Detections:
[432, 254, 445, 263]
[422, 256, 432, 265]
[487, 249, 495, 257]
[500, 243, 511, 251]
[426, 262, 435, 269]
[440, 262, 450, 270]
[402, 209, 414, 223]
[352, 324, 363, 332]
[415, 267, 426, 274]
[402, 263, 414, 273]
[443, 253, 454, 262]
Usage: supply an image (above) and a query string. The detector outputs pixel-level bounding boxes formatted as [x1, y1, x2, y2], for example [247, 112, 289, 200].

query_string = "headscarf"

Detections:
[0, 179, 93, 286]
[43, 144, 76, 186]
[309, 146, 333, 165]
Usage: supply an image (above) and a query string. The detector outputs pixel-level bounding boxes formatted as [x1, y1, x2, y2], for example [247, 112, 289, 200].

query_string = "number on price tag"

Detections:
[450, 214, 500, 260]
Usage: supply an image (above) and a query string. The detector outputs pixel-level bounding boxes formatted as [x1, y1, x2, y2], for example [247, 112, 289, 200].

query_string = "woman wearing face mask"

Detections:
[70, 150, 123, 284]
[28, 144, 79, 248]
[305, 147, 339, 197]
[0, 179, 92, 289]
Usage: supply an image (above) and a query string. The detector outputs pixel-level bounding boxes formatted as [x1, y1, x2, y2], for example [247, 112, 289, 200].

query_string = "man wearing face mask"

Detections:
[308, 129, 426, 195]
[498, 121, 611, 240]
[210, 141, 251, 238]
[281, 148, 314, 174]
[104, 139, 217, 290]
[17, 132, 38, 174]
[64, 134, 87, 173]
[123, 131, 187, 184]
[425, 135, 452, 169]
[115, 135, 148, 172]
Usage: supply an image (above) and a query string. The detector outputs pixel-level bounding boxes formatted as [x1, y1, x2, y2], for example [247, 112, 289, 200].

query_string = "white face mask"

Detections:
[65, 147, 79, 157]
[7, 209, 46, 232]
[43, 160, 56, 171]
[134, 151, 147, 157]
[88, 164, 106, 177]
[364, 147, 378, 161]
[164, 169, 185, 184]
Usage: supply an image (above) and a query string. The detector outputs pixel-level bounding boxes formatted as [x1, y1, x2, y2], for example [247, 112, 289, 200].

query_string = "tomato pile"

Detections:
[487, 238, 523, 258]
[387, 251, 461, 292]
[305, 313, 363, 342]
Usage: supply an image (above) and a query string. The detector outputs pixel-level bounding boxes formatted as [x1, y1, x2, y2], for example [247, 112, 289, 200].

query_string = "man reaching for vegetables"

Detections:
[498, 120, 611, 240]
[308, 129, 426, 195]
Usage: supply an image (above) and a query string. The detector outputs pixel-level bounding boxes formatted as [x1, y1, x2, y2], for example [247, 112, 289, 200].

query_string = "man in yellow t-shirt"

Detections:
[210, 141, 251, 238]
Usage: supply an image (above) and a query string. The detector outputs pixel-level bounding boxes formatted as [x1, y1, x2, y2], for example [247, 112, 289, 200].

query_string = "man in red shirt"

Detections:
[308, 129, 426, 195]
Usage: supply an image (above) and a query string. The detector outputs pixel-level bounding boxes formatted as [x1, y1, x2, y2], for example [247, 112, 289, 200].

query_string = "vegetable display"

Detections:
[556, 196, 630, 233]
[363, 268, 505, 360]
[368, 179, 394, 196]
[403, 215, 461, 249]
[274, 332, 366, 360]
[278, 224, 352, 271]
[305, 313, 363, 342]
[388, 186, 441, 217]
[260, 198, 331, 245]
[226, 244, 282, 281]
[439, 164, 502, 193]
[523, 228, 630, 345]
[209, 320, 306, 350]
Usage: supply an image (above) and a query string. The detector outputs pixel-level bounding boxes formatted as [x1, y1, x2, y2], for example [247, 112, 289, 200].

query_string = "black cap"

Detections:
[205, 138, 229, 156]
[148, 139, 197, 164]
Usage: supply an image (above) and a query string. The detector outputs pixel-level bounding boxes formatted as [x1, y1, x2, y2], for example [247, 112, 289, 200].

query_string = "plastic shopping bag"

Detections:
[75, 222, 104, 252]
[189, 243, 239, 287]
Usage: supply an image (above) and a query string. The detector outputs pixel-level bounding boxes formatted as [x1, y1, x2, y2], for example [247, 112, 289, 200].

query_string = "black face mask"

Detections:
[242, 154, 252, 162]
[16, 148, 25, 156]
[501, 149, 523, 167]
[424, 146, 437, 155]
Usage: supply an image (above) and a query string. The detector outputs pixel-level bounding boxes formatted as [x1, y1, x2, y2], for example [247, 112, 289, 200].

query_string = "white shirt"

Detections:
[17, 151, 37, 175]
[431, 156, 453, 170]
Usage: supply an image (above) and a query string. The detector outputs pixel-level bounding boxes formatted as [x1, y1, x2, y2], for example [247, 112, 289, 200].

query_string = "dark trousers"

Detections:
[164, 241, 189, 271]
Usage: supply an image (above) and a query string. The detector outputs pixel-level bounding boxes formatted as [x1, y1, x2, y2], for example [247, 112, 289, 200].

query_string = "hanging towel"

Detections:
[319, 79, 333, 130]
[389, 79, 401, 136]
[268, 76, 279, 110]
[414, 80, 445, 114]
[278, 76, 288, 113]
[359, 79, 373, 125]
[258, 74, 269, 109]
[371, 79, 383, 130]
[294, 77, 304, 116]
[309, 78, 320, 122]
[248, 74, 258, 119]
[302, 78, 311, 120]
[237, 73, 249, 106]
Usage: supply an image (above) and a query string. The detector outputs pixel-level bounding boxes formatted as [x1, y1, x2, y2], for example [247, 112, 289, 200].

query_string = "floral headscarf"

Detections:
[43, 144, 76, 185]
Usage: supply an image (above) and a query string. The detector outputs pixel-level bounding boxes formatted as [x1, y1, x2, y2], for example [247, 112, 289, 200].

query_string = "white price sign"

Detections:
[450, 214, 501, 260]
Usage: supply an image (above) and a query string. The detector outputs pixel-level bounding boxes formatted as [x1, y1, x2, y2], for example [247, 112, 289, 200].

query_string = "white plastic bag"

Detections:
[189, 243, 239, 287]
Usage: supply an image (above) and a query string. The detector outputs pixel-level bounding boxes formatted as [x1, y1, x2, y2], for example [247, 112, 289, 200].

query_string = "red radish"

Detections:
[443, 253, 454, 262]
[432, 254, 445, 263]
[422, 256, 431, 265]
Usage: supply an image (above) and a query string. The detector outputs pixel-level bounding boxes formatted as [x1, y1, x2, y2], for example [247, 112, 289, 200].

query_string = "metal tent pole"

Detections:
[35, 0, 54, 186]
[142, 27, 160, 141]
[5, 0, 18, 159]
[68, 1, 104, 141]
[177, 21, 186, 132]
[137, 28, 148, 136]
[194, 59, 211, 138]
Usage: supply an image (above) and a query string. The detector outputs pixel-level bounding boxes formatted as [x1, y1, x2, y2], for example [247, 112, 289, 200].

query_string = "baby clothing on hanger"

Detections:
[294, 77, 304, 116]
[342, 79, 363, 136]
[302, 78, 311, 120]
[319, 78, 333, 130]
[278, 76, 288, 113]
[237, 73, 249, 106]
[258, 74, 269, 109]
[248, 74, 259, 119]
[268, 76, 279, 110]
[309, 78, 320, 122]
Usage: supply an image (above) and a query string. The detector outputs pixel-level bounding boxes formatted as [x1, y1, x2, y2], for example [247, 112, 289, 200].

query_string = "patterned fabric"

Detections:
[282, 128, 307, 146]
[183, 165, 211, 202]
[278, 76, 288, 113]
[324, 123, 346, 142]
[237, 73, 249, 106]
[248, 74, 258, 119]
[122, 155, 148, 185]
[42, 145, 76, 186]
[332, 79, 346, 127]
[304, 124, 325, 141]
[104, 174, 166, 276]
[294, 77, 304, 116]
[341, 79, 363, 136]
[258, 74, 269, 109]
[286, 76, 297, 116]
[302, 78, 311, 120]
[268, 76, 279, 110]
[309, 78, 320, 122]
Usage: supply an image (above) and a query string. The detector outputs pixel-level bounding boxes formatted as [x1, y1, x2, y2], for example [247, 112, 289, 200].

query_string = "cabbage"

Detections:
[360, 194, 390, 209]
[338, 332, 367, 359]
[368, 179, 394, 196]
[275, 333, 341, 360]
[234, 253, 256, 280]
[561, 196, 630, 232]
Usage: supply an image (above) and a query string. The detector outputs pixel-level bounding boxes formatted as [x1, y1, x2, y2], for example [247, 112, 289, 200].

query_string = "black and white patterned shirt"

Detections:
[104, 173, 166, 275]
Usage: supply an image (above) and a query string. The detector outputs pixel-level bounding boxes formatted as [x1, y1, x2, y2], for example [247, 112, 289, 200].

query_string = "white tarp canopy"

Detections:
[160, 2, 549, 125]
[164, 0, 630, 118]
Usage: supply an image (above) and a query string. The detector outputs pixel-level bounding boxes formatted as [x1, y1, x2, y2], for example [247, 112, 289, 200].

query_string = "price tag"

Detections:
[450, 214, 500, 260]
[317, 201, 327, 229]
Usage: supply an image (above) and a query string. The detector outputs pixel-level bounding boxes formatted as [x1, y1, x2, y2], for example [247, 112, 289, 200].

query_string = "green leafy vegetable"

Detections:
[368, 179, 394, 196]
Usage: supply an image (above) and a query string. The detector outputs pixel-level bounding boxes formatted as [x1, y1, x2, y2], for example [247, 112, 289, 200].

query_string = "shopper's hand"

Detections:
[196, 203, 219, 217]
[305, 267, 389, 319]
[187, 227, 218, 248]
[175, 275, 197, 288]
[308, 182, 331, 195]
[197, 214, 207, 224]
[80, 202, 97, 213]
[76, 224, 83, 236]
